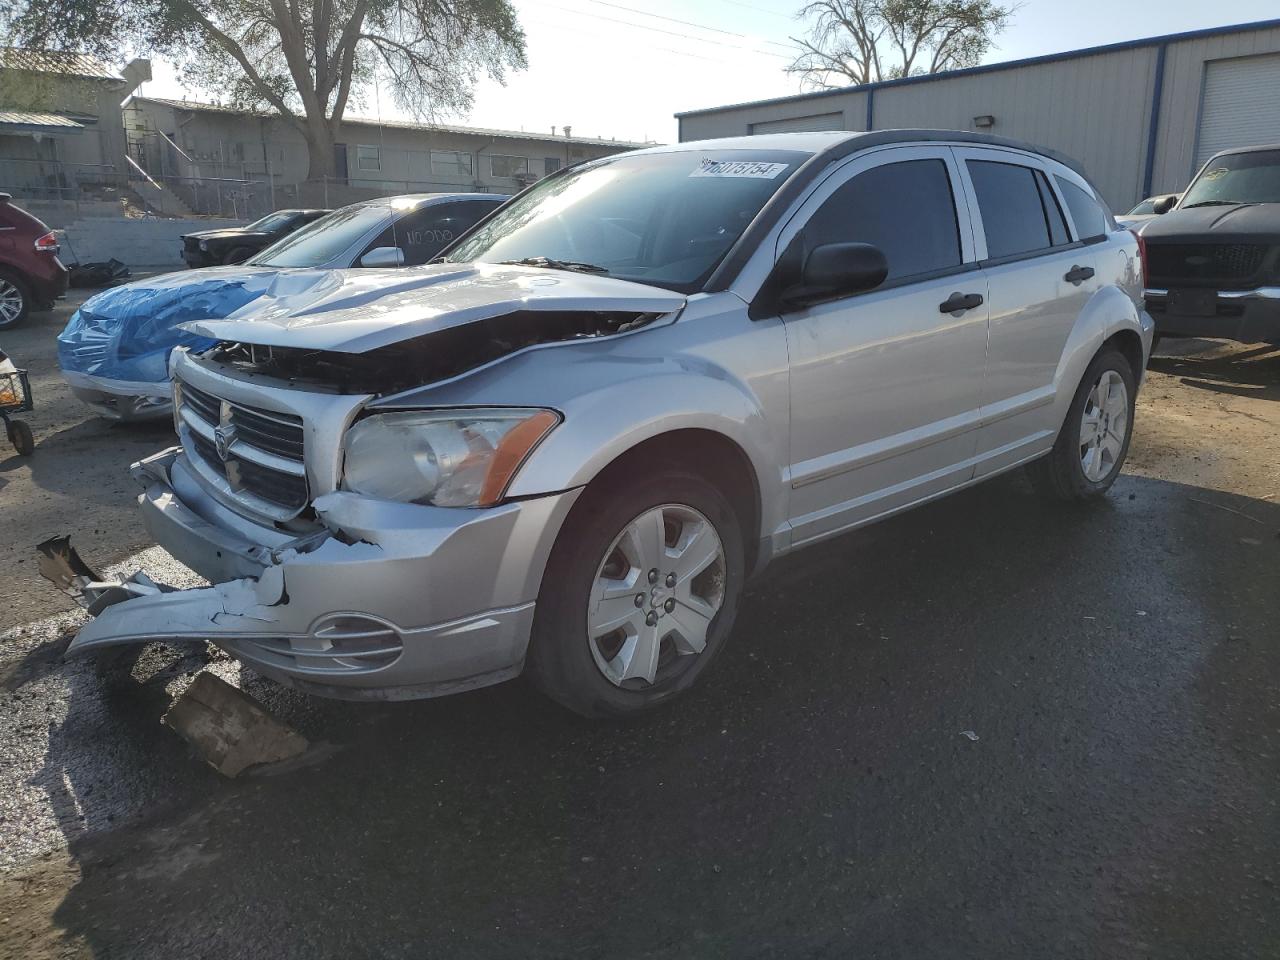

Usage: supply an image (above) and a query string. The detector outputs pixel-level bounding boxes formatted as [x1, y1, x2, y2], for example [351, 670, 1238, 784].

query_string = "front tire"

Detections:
[1027, 346, 1136, 500]
[0, 271, 31, 330]
[528, 470, 745, 718]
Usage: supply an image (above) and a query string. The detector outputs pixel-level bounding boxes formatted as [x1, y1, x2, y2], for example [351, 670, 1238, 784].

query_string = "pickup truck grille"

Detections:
[1145, 242, 1268, 287]
[176, 378, 309, 514]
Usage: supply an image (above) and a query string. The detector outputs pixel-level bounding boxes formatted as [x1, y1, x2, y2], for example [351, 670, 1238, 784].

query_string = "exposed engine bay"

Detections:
[201, 309, 662, 393]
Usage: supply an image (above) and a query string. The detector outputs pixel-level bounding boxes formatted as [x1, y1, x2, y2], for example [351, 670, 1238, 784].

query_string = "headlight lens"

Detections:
[341, 408, 559, 507]
[198, 239, 208, 251]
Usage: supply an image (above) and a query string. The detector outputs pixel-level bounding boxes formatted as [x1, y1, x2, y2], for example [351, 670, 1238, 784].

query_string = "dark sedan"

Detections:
[181, 208, 329, 267]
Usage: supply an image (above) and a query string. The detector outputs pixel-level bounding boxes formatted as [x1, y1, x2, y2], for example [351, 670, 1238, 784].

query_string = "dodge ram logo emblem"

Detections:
[214, 423, 236, 462]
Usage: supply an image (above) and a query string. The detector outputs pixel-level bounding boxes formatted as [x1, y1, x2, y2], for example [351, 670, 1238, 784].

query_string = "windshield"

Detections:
[1181, 150, 1280, 207]
[245, 211, 297, 232]
[1127, 199, 1155, 216]
[250, 203, 392, 267]
[444, 149, 809, 291]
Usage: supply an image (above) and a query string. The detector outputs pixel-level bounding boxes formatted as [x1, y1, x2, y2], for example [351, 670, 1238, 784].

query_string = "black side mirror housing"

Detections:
[781, 242, 889, 309]
[1152, 195, 1177, 215]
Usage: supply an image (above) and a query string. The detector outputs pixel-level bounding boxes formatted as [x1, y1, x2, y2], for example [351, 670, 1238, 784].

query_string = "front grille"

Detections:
[177, 378, 309, 514]
[1145, 242, 1269, 286]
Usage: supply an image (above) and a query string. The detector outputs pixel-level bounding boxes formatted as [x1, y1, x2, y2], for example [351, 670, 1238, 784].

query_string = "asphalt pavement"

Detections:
[0, 297, 1277, 959]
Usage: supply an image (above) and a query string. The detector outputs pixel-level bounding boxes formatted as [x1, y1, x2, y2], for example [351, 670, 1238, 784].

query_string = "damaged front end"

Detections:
[45, 445, 580, 700]
[37, 264, 686, 698]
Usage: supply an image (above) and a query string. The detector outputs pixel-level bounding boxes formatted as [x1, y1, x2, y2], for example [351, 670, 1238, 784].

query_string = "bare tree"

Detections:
[788, 0, 1013, 90]
[4, 0, 526, 179]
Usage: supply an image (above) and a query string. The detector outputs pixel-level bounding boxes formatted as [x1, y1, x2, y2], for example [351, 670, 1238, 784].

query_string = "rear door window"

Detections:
[966, 160, 1057, 261]
[1055, 177, 1108, 241]
[800, 158, 962, 283]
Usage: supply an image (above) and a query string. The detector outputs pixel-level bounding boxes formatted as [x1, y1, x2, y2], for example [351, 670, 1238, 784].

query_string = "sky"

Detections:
[133, 0, 1280, 144]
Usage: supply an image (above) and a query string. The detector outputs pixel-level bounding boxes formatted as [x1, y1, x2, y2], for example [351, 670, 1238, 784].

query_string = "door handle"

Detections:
[1065, 265, 1095, 284]
[939, 292, 984, 314]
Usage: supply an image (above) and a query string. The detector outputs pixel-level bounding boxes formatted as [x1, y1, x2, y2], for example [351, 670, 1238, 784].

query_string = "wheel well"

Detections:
[587, 429, 763, 571]
[1104, 328, 1144, 379]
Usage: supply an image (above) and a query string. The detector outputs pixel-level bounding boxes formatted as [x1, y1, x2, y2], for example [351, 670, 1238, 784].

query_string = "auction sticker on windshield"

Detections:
[691, 160, 789, 179]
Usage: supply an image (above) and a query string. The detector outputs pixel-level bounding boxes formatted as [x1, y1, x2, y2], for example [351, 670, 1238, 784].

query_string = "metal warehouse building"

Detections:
[676, 18, 1280, 212]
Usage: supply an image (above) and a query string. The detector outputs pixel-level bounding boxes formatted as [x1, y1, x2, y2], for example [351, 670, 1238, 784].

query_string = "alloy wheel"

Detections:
[0, 279, 23, 325]
[587, 503, 726, 689]
[1079, 369, 1128, 482]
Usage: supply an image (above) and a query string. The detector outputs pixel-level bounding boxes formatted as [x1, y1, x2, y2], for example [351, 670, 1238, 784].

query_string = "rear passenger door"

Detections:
[778, 146, 990, 546]
[954, 149, 1101, 477]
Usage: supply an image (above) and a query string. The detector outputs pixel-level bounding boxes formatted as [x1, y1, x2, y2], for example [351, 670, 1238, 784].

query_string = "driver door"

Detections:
[775, 146, 990, 547]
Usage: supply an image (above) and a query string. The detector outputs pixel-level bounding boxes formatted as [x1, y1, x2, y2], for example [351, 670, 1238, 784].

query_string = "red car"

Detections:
[0, 194, 69, 329]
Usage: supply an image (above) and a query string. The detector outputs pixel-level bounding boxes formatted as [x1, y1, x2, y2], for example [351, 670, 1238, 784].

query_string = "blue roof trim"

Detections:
[675, 17, 1280, 119]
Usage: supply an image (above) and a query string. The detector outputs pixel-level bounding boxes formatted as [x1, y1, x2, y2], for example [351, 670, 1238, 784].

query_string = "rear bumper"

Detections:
[70, 447, 581, 700]
[1145, 287, 1280, 342]
[25, 257, 69, 306]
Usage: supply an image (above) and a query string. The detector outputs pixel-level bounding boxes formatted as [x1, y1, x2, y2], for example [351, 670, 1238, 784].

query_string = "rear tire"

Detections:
[527, 469, 745, 718]
[1027, 347, 1135, 501]
[0, 271, 31, 330]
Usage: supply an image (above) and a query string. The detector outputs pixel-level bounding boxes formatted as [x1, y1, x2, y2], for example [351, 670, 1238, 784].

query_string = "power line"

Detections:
[581, 0, 795, 50]
[706, 0, 796, 20]
[530, 0, 794, 60]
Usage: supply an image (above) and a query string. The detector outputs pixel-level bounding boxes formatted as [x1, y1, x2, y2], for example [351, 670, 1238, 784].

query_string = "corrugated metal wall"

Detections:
[678, 23, 1280, 211]
[1152, 25, 1280, 192]
[679, 90, 867, 142]
[870, 48, 1157, 209]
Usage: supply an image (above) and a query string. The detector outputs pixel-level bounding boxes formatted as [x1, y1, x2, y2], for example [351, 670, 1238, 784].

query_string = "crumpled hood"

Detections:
[58, 266, 285, 384]
[184, 262, 688, 353]
[1141, 203, 1280, 242]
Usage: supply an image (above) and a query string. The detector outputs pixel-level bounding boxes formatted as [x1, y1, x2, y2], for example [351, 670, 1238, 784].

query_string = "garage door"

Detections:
[749, 112, 845, 135]
[1196, 53, 1280, 167]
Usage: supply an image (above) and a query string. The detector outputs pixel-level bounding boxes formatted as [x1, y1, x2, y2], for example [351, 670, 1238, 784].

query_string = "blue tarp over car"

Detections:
[57, 269, 279, 388]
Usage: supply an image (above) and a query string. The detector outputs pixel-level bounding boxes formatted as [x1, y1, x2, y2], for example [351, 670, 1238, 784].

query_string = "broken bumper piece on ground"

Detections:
[41, 446, 580, 701]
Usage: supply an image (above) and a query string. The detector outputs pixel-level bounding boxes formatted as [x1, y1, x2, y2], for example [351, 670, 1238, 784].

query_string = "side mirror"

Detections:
[1152, 195, 1177, 215]
[782, 242, 889, 308]
[359, 246, 405, 268]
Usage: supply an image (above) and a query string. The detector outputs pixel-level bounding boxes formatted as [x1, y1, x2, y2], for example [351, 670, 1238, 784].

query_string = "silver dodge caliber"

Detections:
[56, 130, 1153, 717]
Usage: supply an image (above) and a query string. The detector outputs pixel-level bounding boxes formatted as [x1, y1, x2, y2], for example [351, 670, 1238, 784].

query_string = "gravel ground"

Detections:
[0, 303, 1276, 959]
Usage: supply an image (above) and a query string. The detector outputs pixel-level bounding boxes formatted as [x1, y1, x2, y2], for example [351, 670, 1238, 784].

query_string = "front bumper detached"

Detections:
[52, 447, 580, 701]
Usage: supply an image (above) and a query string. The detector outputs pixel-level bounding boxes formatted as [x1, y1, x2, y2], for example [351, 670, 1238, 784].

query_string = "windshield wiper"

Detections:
[499, 256, 609, 274]
[1182, 200, 1248, 208]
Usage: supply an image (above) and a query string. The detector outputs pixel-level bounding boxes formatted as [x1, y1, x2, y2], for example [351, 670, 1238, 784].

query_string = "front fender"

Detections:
[507, 365, 782, 500]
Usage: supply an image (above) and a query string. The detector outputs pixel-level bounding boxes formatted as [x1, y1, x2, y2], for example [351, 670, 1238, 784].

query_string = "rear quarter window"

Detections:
[1055, 177, 1108, 241]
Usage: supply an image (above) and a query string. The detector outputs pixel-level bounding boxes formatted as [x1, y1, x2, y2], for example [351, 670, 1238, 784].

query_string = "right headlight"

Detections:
[341, 407, 560, 507]
[198, 239, 209, 251]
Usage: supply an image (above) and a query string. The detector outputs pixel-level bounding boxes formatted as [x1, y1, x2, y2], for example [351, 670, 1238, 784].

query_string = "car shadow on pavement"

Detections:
[17, 470, 1280, 959]
[1148, 341, 1280, 402]
[5, 417, 173, 497]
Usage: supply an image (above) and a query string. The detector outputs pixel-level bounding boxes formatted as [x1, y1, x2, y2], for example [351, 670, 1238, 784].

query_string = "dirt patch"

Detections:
[0, 857, 86, 960]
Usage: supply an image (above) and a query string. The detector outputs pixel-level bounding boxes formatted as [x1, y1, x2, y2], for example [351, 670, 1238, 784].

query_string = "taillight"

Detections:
[33, 231, 59, 254]
[1130, 228, 1147, 290]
